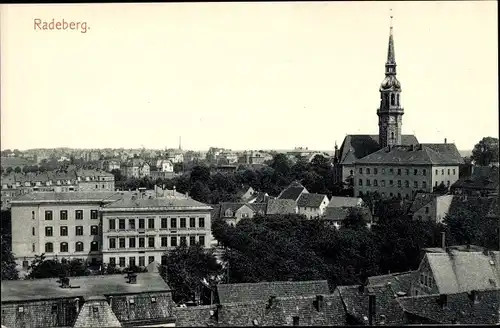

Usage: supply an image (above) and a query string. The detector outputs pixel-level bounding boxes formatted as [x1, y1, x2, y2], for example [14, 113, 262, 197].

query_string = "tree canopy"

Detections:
[471, 137, 499, 165]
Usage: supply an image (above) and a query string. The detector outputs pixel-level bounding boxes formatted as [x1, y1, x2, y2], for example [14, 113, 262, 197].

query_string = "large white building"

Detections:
[9, 188, 213, 270]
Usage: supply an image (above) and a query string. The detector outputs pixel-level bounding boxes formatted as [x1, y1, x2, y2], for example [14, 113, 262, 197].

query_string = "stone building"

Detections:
[9, 188, 213, 270]
[100, 190, 213, 268]
[334, 21, 463, 198]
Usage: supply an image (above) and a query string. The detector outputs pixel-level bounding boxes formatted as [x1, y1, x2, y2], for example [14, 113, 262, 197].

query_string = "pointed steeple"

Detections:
[385, 12, 397, 76]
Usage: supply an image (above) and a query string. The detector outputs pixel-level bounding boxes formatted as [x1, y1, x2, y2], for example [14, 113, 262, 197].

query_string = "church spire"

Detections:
[385, 12, 397, 75]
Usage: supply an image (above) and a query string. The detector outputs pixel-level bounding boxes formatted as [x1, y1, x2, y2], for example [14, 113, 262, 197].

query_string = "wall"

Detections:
[431, 166, 460, 190]
[101, 210, 212, 266]
[410, 257, 439, 296]
[1, 297, 80, 328]
[11, 202, 103, 267]
[354, 164, 433, 200]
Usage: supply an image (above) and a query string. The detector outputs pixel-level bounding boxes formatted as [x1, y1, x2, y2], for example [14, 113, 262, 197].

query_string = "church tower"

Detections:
[377, 15, 404, 148]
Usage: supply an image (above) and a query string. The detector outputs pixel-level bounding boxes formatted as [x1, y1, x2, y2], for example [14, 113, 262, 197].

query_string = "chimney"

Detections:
[368, 294, 376, 326]
[60, 276, 70, 288]
[441, 232, 446, 250]
[267, 295, 277, 308]
[444, 138, 447, 144]
[108, 296, 113, 307]
[438, 294, 448, 308]
[126, 271, 138, 284]
[315, 295, 324, 312]
[468, 290, 479, 304]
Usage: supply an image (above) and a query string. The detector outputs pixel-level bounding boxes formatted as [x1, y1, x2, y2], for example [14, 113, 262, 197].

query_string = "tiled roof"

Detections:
[420, 143, 464, 164]
[338, 134, 418, 165]
[1, 272, 171, 302]
[1, 156, 34, 167]
[266, 199, 297, 215]
[175, 294, 347, 327]
[248, 203, 268, 215]
[297, 193, 328, 208]
[278, 182, 308, 201]
[103, 195, 211, 210]
[355, 144, 464, 165]
[337, 284, 406, 325]
[323, 207, 350, 221]
[76, 169, 114, 178]
[367, 271, 415, 295]
[73, 295, 122, 328]
[11, 191, 121, 204]
[452, 166, 499, 190]
[398, 288, 500, 324]
[409, 192, 436, 212]
[327, 196, 363, 208]
[217, 280, 330, 304]
[425, 250, 500, 294]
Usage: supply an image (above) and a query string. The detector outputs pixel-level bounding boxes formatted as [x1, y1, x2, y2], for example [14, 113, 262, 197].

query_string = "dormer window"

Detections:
[225, 209, 233, 217]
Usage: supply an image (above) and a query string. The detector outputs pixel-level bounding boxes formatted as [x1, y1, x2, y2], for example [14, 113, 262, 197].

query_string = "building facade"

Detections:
[100, 193, 213, 268]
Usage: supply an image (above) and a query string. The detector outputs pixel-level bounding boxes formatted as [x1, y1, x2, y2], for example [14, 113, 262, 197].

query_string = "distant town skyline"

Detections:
[1, 2, 498, 151]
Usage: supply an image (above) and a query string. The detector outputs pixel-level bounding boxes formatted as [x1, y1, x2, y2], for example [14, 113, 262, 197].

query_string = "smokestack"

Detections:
[368, 294, 376, 326]
[108, 296, 113, 307]
[444, 138, 447, 144]
[441, 232, 446, 250]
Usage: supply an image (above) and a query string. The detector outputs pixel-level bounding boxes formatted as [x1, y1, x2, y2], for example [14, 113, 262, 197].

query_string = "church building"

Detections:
[334, 19, 464, 200]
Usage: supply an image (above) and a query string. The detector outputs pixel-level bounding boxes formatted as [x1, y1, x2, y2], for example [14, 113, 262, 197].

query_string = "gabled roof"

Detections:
[73, 295, 122, 328]
[355, 144, 464, 165]
[297, 193, 328, 208]
[1, 272, 171, 302]
[327, 196, 363, 208]
[367, 271, 415, 295]
[409, 192, 437, 213]
[266, 199, 297, 215]
[278, 182, 308, 201]
[338, 134, 418, 165]
[337, 284, 405, 325]
[425, 250, 500, 294]
[103, 195, 210, 210]
[175, 294, 347, 327]
[323, 207, 350, 221]
[398, 288, 500, 324]
[217, 280, 330, 304]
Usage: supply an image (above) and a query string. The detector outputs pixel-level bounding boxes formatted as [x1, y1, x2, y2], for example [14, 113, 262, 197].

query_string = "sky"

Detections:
[1, 1, 498, 151]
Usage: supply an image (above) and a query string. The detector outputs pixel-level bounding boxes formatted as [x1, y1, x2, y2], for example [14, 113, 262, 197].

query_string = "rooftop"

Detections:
[277, 182, 308, 201]
[327, 196, 363, 208]
[11, 191, 121, 204]
[102, 194, 211, 210]
[1, 272, 171, 303]
[217, 280, 330, 304]
[266, 199, 297, 215]
[297, 193, 328, 208]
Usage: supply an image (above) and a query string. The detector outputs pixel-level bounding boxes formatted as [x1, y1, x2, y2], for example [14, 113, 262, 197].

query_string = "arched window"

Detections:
[45, 242, 54, 253]
[60, 242, 68, 252]
[75, 242, 84, 252]
[391, 94, 395, 106]
[397, 94, 400, 106]
[391, 132, 395, 140]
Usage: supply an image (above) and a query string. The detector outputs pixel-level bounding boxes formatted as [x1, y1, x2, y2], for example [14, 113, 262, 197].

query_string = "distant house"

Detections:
[297, 193, 329, 219]
[214, 202, 267, 226]
[121, 159, 150, 178]
[409, 193, 455, 223]
[156, 159, 174, 173]
[105, 160, 121, 172]
[1, 156, 35, 170]
[277, 181, 308, 202]
[323, 196, 365, 228]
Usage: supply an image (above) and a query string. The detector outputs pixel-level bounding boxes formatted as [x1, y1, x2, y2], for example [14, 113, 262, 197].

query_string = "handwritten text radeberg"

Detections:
[34, 18, 89, 33]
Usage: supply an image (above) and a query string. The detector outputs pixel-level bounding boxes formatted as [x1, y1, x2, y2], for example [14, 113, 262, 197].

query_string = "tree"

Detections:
[189, 180, 212, 203]
[190, 165, 211, 185]
[1, 236, 18, 280]
[471, 137, 499, 166]
[160, 244, 222, 304]
[433, 182, 448, 195]
[343, 207, 371, 231]
[173, 163, 184, 173]
[6, 167, 13, 174]
[270, 153, 292, 177]
[27, 255, 90, 279]
[14, 166, 22, 173]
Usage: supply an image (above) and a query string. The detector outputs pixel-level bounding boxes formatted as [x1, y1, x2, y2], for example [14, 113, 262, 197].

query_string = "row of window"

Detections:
[42, 225, 98, 237]
[42, 210, 99, 220]
[108, 235, 205, 249]
[109, 217, 205, 230]
[43, 241, 98, 253]
[359, 179, 451, 188]
[110, 255, 158, 268]
[358, 167, 456, 176]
